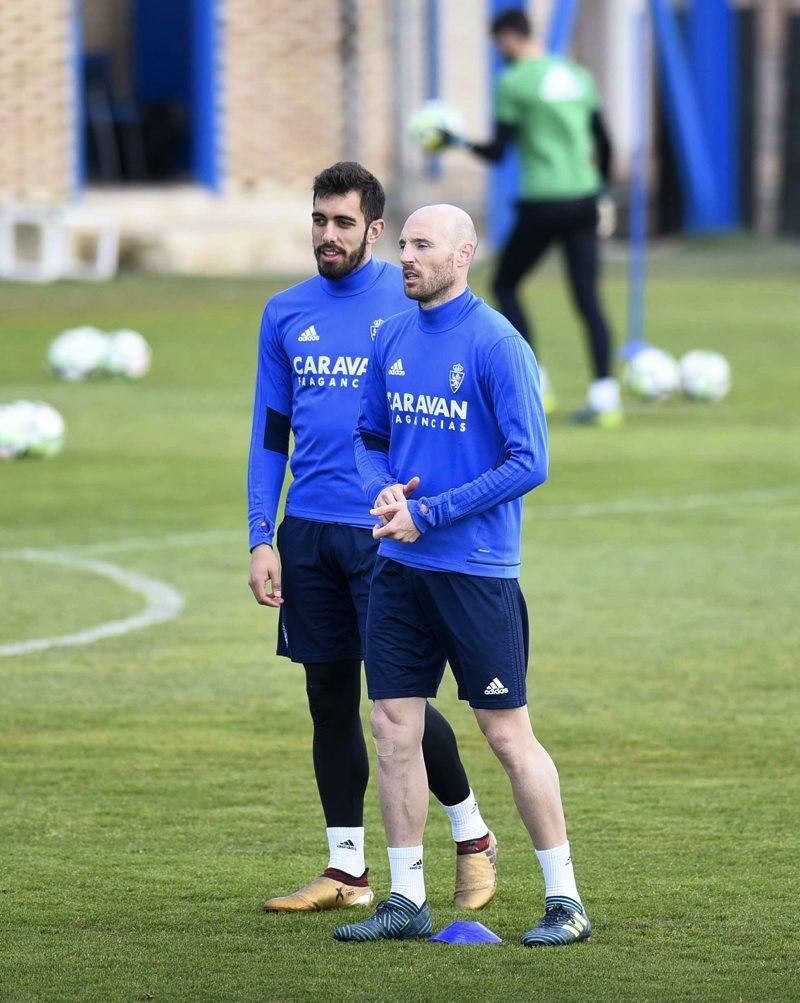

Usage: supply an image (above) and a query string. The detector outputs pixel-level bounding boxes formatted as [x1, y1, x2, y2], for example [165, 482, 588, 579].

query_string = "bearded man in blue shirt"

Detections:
[337, 204, 591, 948]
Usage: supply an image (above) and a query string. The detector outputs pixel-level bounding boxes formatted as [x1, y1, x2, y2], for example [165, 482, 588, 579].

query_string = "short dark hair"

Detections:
[490, 8, 532, 37]
[312, 162, 386, 225]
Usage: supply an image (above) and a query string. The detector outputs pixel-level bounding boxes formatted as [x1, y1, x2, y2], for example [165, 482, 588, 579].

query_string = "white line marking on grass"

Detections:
[70, 529, 241, 555]
[0, 485, 795, 656]
[0, 550, 184, 658]
[0, 530, 241, 560]
[530, 486, 800, 520]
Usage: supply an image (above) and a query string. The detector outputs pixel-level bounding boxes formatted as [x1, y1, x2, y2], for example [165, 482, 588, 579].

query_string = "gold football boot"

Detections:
[454, 831, 498, 910]
[263, 869, 374, 913]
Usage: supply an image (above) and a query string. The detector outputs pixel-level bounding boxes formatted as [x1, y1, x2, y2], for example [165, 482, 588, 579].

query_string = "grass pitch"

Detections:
[1, 241, 798, 1000]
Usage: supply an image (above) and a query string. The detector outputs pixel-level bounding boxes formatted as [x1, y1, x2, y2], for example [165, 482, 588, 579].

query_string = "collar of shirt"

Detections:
[417, 287, 478, 334]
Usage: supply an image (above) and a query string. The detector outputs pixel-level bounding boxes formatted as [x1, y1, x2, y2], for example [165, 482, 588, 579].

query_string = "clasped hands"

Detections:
[371, 476, 422, 543]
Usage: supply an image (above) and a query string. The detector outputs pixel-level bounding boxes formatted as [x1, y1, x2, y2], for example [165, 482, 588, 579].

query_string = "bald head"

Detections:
[404, 204, 478, 253]
[399, 204, 478, 308]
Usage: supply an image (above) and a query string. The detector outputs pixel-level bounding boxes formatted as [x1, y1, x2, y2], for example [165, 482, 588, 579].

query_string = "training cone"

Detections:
[429, 920, 502, 945]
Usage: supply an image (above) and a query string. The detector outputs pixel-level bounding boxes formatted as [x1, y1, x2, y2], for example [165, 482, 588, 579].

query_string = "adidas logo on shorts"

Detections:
[484, 677, 509, 696]
[388, 358, 405, 376]
[298, 325, 320, 341]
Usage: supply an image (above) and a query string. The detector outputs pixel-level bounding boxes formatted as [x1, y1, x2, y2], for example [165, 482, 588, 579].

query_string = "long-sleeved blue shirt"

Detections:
[354, 287, 548, 578]
[248, 257, 410, 550]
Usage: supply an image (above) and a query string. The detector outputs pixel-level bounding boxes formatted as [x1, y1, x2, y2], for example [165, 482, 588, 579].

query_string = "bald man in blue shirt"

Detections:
[336, 204, 591, 948]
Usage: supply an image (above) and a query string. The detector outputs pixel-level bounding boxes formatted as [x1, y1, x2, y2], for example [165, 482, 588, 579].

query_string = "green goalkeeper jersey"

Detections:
[495, 54, 601, 200]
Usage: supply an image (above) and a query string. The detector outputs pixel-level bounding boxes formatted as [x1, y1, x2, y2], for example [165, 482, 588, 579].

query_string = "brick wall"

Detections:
[221, 0, 346, 195]
[219, 0, 489, 221]
[0, 0, 74, 203]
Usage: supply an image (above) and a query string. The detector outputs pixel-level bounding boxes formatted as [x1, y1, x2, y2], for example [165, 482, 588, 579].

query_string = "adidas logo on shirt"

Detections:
[484, 677, 509, 696]
[388, 358, 405, 376]
[336, 839, 357, 850]
[298, 325, 320, 341]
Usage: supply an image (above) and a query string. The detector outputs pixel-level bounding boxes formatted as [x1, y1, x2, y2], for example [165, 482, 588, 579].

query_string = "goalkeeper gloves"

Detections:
[425, 128, 466, 153]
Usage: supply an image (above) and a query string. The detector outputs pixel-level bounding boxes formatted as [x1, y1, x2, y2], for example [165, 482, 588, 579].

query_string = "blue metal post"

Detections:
[547, 0, 580, 55]
[487, 0, 524, 248]
[688, 0, 739, 228]
[425, 0, 442, 178]
[649, 0, 718, 231]
[625, 5, 650, 359]
[70, 0, 86, 195]
[193, 0, 221, 191]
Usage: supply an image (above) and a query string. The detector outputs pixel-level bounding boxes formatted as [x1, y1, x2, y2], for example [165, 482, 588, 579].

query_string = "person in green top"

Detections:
[436, 7, 621, 427]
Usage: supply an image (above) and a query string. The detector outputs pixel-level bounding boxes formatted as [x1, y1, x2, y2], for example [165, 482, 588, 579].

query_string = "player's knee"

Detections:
[371, 706, 397, 758]
[477, 710, 529, 767]
[485, 726, 517, 765]
[306, 681, 358, 730]
[370, 700, 420, 758]
[370, 701, 392, 740]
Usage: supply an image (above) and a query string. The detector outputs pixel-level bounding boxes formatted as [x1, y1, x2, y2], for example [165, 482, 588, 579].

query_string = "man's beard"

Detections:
[315, 228, 369, 279]
[404, 257, 456, 305]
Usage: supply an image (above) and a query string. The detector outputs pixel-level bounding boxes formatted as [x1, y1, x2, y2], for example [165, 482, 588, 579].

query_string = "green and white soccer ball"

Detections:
[408, 100, 463, 151]
[679, 350, 730, 402]
[624, 347, 680, 401]
[104, 329, 151, 379]
[48, 326, 108, 381]
[0, 400, 65, 459]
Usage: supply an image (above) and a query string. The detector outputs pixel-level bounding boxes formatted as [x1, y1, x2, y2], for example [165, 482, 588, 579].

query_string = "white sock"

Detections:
[536, 841, 581, 905]
[326, 826, 365, 877]
[441, 789, 489, 843]
[387, 845, 426, 906]
[588, 377, 621, 413]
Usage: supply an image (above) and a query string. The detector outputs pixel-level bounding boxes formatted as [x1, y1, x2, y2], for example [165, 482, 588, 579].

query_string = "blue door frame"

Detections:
[193, 0, 221, 191]
[70, 0, 221, 192]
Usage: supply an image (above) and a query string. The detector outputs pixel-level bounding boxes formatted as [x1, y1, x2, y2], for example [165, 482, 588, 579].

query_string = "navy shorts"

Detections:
[275, 516, 376, 664]
[365, 558, 529, 710]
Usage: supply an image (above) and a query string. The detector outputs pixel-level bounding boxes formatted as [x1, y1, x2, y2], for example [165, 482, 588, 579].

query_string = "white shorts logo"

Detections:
[484, 677, 509, 696]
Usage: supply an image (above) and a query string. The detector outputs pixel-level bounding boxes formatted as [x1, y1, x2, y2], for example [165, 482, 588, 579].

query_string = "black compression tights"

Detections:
[304, 660, 471, 827]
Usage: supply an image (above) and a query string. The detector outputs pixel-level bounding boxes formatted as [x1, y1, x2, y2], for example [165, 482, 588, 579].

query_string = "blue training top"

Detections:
[248, 256, 410, 550]
[354, 287, 548, 578]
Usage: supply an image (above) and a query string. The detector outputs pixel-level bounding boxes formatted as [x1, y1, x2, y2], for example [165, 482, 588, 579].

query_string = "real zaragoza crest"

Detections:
[449, 362, 465, 393]
[370, 318, 384, 341]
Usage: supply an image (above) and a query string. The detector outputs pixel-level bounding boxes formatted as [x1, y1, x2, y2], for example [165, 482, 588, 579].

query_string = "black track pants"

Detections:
[492, 196, 614, 380]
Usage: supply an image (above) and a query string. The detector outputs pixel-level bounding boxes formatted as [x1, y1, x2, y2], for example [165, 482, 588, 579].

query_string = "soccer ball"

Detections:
[408, 100, 463, 151]
[0, 400, 65, 459]
[0, 400, 39, 458]
[624, 347, 680, 401]
[679, 350, 731, 402]
[104, 329, 152, 379]
[27, 401, 66, 458]
[48, 326, 108, 381]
